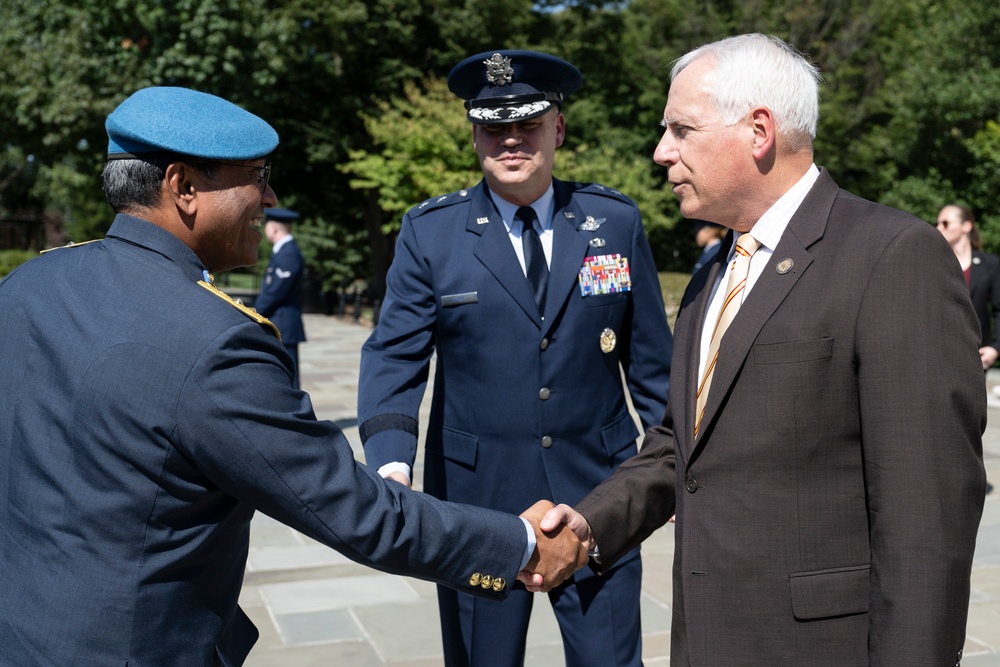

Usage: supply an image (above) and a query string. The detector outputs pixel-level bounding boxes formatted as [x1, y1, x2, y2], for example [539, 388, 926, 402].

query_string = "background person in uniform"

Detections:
[0, 86, 586, 667]
[937, 203, 1000, 370]
[691, 220, 726, 274]
[357, 50, 672, 667]
[255, 206, 306, 388]
[536, 34, 986, 667]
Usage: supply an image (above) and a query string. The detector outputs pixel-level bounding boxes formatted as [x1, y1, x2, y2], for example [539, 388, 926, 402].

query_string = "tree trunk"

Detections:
[362, 189, 390, 301]
[43, 208, 70, 249]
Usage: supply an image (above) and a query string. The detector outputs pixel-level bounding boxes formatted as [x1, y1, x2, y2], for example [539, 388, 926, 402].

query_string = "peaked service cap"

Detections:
[447, 50, 582, 125]
[106, 86, 278, 160]
[265, 207, 300, 222]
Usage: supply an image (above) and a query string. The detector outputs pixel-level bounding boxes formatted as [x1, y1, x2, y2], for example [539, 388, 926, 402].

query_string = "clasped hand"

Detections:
[515, 501, 594, 593]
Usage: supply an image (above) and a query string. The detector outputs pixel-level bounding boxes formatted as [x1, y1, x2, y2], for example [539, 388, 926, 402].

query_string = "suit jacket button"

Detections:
[480, 574, 494, 589]
[539, 388, 551, 400]
[469, 573, 482, 587]
[541, 436, 552, 448]
[540, 338, 549, 350]
[492, 577, 506, 592]
[685, 478, 698, 493]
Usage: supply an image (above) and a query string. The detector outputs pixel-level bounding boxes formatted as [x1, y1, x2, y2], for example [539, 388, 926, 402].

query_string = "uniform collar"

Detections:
[272, 234, 294, 254]
[106, 213, 207, 283]
[491, 183, 555, 232]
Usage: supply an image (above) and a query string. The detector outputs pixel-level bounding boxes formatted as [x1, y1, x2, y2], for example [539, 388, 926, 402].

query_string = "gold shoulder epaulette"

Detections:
[197, 280, 282, 341]
[39, 239, 102, 254]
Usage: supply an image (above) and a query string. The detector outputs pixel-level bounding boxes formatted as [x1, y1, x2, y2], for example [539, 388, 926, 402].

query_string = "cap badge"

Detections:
[600, 328, 617, 353]
[484, 53, 514, 86]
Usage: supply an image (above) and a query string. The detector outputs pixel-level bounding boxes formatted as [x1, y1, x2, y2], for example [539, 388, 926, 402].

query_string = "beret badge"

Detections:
[483, 53, 514, 86]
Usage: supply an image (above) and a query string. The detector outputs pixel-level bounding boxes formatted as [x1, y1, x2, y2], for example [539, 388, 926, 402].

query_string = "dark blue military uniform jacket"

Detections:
[359, 179, 671, 527]
[0, 214, 526, 666]
[254, 237, 306, 344]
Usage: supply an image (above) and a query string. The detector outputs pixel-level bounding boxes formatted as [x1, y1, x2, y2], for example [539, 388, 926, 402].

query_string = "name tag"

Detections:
[442, 292, 479, 307]
[578, 254, 632, 297]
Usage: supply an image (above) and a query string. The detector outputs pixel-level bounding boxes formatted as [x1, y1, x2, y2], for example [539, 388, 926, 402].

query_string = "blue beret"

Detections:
[265, 207, 300, 222]
[447, 50, 582, 125]
[106, 87, 278, 160]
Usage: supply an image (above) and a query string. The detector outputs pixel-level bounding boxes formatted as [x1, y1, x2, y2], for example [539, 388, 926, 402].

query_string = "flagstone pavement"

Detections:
[240, 313, 1000, 666]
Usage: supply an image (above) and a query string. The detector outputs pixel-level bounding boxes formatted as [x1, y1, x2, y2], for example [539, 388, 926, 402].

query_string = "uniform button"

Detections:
[480, 574, 493, 589]
[469, 573, 482, 587]
[539, 388, 550, 400]
[492, 577, 506, 592]
[541, 436, 552, 448]
[540, 338, 549, 350]
[685, 478, 698, 493]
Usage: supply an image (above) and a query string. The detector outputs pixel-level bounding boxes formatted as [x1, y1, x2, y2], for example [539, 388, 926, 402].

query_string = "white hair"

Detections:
[672, 34, 821, 152]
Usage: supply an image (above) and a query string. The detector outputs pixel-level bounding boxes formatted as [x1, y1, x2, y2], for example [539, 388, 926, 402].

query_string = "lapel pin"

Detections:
[776, 258, 794, 274]
[476, 217, 489, 225]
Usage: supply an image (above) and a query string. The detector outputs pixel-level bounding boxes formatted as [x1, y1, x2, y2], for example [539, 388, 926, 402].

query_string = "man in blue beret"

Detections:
[359, 50, 673, 667]
[0, 86, 586, 666]
[255, 207, 306, 388]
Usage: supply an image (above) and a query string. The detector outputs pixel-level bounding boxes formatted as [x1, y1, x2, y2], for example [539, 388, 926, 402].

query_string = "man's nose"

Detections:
[502, 129, 523, 145]
[653, 132, 677, 166]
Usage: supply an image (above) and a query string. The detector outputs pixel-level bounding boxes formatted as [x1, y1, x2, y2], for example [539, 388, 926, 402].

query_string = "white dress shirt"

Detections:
[697, 165, 821, 381]
[492, 185, 555, 273]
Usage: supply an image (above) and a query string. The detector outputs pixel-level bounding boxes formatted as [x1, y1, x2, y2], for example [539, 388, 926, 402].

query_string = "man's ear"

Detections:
[165, 162, 197, 216]
[750, 106, 776, 161]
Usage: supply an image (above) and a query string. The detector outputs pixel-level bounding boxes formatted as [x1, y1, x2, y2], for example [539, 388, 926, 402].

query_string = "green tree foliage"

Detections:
[340, 76, 682, 267]
[340, 78, 482, 234]
[2, 0, 1000, 287]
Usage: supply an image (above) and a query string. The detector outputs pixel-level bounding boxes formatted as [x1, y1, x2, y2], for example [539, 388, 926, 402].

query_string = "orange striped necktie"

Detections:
[694, 232, 761, 437]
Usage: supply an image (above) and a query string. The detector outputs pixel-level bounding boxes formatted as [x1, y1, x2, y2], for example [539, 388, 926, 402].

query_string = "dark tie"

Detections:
[518, 206, 548, 313]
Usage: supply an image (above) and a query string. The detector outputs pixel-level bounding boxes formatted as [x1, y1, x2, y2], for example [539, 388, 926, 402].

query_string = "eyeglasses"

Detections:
[189, 160, 271, 194]
[247, 162, 271, 194]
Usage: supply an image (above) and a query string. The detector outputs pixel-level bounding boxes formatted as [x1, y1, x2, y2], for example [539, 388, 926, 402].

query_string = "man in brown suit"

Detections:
[528, 34, 987, 666]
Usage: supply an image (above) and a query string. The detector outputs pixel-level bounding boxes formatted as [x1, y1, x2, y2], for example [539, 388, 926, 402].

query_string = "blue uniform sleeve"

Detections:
[357, 212, 438, 471]
[176, 320, 526, 598]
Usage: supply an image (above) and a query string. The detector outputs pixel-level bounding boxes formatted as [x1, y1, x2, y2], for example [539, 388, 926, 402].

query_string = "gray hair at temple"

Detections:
[102, 157, 221, 213]
[672, 33, 821, 153]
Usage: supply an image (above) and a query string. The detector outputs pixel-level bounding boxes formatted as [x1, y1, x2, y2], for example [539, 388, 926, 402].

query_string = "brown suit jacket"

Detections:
[577, 170, 987, 666]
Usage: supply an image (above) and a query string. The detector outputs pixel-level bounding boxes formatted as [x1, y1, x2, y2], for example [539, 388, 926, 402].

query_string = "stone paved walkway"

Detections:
[240, 314, 1000, 666]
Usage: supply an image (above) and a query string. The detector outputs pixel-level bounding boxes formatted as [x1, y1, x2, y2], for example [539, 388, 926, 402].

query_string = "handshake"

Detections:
[515, 500, 594, 593]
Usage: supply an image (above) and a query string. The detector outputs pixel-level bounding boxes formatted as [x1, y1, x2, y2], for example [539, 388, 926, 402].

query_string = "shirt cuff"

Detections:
[376, 462, 411, 484]
[519, 517, 536, 571]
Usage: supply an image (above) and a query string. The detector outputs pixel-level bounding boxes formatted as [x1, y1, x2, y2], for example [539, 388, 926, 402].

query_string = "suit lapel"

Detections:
[970, 252, 986, 293]
[691, 170, 838, 453]
[673, 239, 729, 458]
[468, 184, 545, 327]
[541, 181, 590, 335]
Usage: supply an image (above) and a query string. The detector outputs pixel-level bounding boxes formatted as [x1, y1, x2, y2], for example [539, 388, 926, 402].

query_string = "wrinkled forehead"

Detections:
[665, 64, 721, 124]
